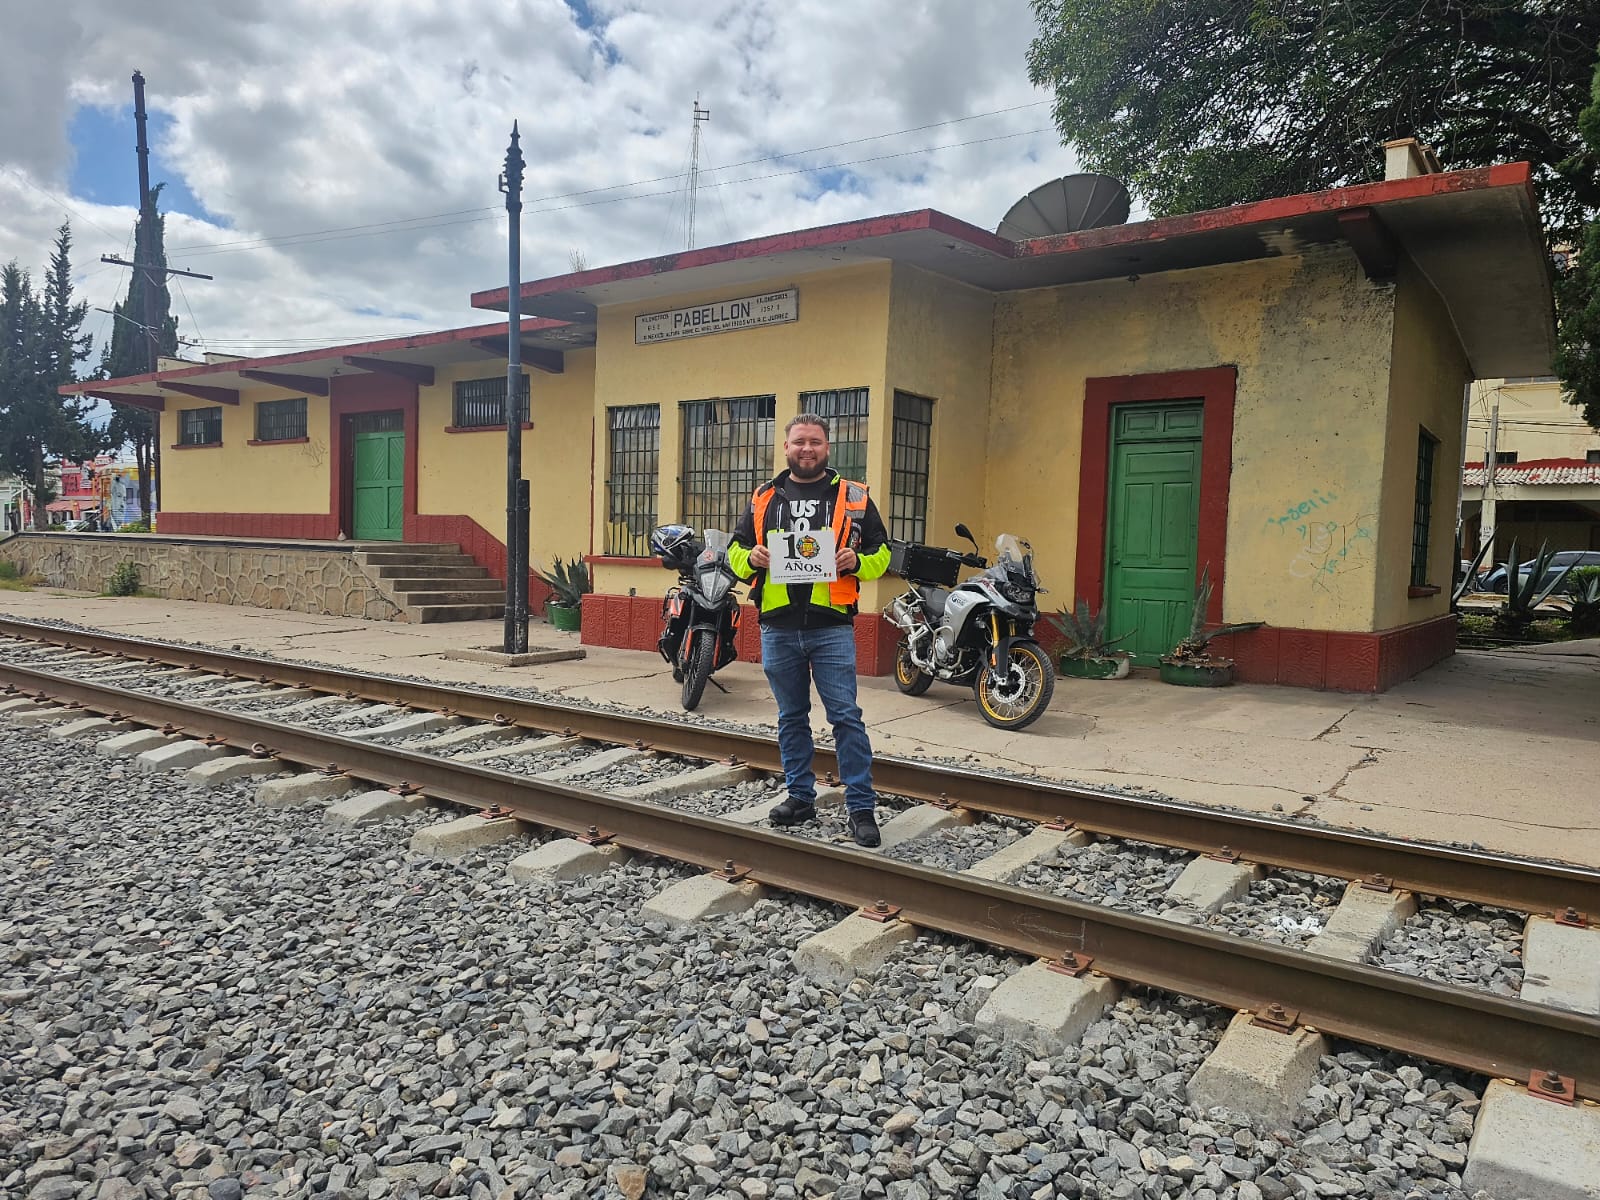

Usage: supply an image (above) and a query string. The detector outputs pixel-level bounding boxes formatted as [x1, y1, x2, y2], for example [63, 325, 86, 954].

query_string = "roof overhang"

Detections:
[62, 317, 587, 406]
[471, 163, 1554, 379]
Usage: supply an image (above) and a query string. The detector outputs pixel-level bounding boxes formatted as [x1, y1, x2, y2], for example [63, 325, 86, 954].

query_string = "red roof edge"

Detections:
[1016, 163, 1535, 258]
[60, 316, 569, 395]
[470, 209, 1013, 310]
[1463, 456, 1592, 470]
[471, 162, 1537, 312]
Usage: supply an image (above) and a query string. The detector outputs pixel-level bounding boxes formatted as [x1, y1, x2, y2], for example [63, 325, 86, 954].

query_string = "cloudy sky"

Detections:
[0, 0, 1078, 380]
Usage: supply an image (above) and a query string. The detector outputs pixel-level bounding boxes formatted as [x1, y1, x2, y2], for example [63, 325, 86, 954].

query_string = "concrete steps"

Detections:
[351, 542, 505, 624]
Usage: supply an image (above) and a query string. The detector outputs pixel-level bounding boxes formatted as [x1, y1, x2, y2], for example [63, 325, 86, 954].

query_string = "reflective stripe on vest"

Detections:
[750, 475, 870, 608]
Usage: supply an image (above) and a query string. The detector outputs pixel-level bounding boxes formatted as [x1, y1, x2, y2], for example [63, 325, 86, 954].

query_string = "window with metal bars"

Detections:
[797, 387, 869, 482]
[680, 395, 775, 533]
[254, 397, 307, 442]
[605, 405, 661, 556]
[1411, 428, 1437, 587]
[889, 391, 934, 543]
[452, 374, 529, 429]
[179, 406, 222, 446]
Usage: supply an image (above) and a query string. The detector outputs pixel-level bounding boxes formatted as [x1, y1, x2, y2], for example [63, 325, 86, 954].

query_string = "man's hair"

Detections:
[785, 413, 830, 438]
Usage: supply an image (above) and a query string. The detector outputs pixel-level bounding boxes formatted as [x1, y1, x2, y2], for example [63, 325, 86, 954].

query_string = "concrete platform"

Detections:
[6, 590, 1597, 866]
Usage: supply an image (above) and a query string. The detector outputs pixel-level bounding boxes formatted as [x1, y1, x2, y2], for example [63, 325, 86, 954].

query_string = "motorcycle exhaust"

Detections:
[884, 596, 915, 631]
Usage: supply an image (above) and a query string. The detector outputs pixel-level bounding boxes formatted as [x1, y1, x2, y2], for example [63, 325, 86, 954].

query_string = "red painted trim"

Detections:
[1076, 367, 1237, 624]
[1206, 614, 1456, 693]
[1408, 584, 1442, 598]
[1016, 164, 1533, 261]
[1464, 456, 1591, 469]
[329, 373, 419, 538]
[152, 512, 339, 540]
[471, 164, 1533, 312]
[443, 422, 533, 434]
[246, 437, 311, 446]
[61, 317, 571, 395]
[472, 209, 1012, 309]
[169, 441, 222, 450]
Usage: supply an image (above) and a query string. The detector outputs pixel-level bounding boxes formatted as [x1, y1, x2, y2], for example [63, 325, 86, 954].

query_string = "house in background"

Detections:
[1461, 376, 1600, 559]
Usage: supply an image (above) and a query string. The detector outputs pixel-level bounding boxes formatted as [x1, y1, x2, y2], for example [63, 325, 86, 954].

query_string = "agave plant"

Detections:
[1566, 566, 1600, 638]
[1493, 540, 1580, 637]
[1452, 534, 1497, 608]
[1050, 598, 1136, 661]
[1167, 565, 1264, 663]
[534, 555, 592, 609]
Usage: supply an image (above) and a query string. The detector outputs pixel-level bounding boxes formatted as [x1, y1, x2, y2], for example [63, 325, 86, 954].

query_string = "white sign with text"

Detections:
[635, 288, 798, 344]
[765, 527, 838, 585]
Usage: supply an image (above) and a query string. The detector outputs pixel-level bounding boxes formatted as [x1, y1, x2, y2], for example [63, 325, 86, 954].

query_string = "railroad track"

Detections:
[1, 615, 1597, 1116]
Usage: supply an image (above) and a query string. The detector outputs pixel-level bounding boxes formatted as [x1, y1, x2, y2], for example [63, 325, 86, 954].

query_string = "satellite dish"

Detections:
[996, 174, 1131, 239]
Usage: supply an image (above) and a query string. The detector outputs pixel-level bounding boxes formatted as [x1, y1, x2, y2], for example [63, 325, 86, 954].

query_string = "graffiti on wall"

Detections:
[1265, 489, 1375, 589]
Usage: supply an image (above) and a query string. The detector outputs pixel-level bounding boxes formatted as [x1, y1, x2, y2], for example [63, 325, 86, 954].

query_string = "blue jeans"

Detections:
[760, 623, 876, 813]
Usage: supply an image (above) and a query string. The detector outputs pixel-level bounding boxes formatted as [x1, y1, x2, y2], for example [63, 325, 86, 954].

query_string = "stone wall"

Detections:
[0, 534, 404, 622]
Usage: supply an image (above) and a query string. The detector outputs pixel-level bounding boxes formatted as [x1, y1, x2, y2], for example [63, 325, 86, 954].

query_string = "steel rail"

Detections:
[1, 617, 1596, 916]
[4, 657, 1598, 1100]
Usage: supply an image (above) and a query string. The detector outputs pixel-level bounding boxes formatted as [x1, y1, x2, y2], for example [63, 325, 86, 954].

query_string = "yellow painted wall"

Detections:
[158, 389, 332, 514]
[588, 263, 894, 597]
[416, 351, 596, 567]
[989, 247, 1397, 632]
[1374, 258, 1470, 629]
[884, 265, 995, 566]
[1469, 377, 1598, 462]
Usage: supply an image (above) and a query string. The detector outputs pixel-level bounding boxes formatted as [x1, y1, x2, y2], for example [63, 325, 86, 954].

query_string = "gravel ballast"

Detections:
[0, 721, 1501, 1200]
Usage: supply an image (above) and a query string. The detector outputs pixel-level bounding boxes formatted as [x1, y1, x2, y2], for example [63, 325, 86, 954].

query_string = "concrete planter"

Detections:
[1159, 656, 1235, 687]
[1059, 653, 1132, 680]
[547, 602, 582, 632]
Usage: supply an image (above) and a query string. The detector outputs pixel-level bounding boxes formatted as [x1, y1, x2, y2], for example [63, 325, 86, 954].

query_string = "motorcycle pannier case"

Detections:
[888, 540, 962, 587]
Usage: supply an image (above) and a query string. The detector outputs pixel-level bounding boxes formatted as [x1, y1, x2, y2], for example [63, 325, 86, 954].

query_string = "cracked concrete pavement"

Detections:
[2, 590, 1594, 867]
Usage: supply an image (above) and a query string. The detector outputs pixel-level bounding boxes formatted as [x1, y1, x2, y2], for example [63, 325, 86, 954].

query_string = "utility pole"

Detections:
[1479, 402, 1500, 557]
[100, 70, 213, 522]
[686, 96, 710, 250]
[499, 122, 529, 654]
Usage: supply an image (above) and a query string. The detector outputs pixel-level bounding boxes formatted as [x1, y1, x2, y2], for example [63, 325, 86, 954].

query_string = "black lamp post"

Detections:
[499, 123, 529, 654]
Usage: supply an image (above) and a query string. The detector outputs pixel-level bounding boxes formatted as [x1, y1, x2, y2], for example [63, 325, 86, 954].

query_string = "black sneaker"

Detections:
[769, 796, 817, 826]
[847, 810, 881, 848]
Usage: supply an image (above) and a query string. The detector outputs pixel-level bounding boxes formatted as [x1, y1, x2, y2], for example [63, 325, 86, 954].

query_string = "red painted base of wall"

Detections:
[1207, 614, 1456, 693]
[579, 593, 900, 676]
[153, 511, 553, 613]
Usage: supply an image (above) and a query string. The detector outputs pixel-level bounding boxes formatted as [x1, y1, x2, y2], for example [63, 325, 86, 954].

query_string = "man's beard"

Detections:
[786, 451, 829, 479]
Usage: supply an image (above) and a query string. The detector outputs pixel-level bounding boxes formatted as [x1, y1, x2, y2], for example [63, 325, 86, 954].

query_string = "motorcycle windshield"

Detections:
[993, 534, 1033, 573]
[696, 529, 735, 603]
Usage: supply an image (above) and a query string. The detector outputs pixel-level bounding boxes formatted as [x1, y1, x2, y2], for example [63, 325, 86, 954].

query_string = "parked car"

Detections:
[1480, 550, 1600, 594]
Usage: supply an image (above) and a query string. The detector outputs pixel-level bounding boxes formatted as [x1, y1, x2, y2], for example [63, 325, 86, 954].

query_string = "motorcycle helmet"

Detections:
[649, 523, 700, 569]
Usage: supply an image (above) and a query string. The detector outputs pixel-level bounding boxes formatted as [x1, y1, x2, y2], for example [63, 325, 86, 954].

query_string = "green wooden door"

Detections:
[1105, 404, 1203, 666]
[353, 429, 405, 541]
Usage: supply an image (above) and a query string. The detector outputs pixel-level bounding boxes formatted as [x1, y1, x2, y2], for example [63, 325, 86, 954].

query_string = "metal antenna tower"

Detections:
[686, 95, 711, 249]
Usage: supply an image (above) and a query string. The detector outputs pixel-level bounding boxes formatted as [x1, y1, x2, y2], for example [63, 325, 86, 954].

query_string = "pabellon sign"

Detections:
[635, 288, 798, 345]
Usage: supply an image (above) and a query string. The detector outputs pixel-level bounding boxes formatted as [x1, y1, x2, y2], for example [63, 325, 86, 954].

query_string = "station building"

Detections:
[66, 152, 1556, 691]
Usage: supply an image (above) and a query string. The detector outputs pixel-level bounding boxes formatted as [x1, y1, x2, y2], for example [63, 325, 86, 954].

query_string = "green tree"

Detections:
[1554, 58, 1600, 428]
[1027, 2, 1600, 421]
[101, 185, 179, 521]
[0, 224, 98, 528]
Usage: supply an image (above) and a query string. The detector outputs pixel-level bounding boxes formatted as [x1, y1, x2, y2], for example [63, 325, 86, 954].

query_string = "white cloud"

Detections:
[0, 0, 1077, 372]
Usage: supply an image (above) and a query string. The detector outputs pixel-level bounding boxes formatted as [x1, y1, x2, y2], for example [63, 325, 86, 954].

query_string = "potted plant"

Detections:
[1159, 567, 1263, 687]
[535, 556, 591, 632]
[1050, 599, 1135, 679]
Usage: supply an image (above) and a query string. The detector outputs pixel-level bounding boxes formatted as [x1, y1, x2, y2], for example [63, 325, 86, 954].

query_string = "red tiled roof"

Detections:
[1462, 457, 1600, 485]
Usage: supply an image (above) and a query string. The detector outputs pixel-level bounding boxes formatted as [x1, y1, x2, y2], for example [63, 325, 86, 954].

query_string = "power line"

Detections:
[0, 166, 128, 244]
[163, 99, 1055, 257]
[168, 124, 1054, 262]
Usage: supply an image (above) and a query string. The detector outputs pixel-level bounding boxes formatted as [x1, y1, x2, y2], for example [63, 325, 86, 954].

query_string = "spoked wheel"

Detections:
[680, 630, 716, 710]
[972, 640, 1055, 730]
[894, 641, 933, 696]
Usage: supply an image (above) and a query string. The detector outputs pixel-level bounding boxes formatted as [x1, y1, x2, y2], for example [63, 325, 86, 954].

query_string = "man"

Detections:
[729, 414, 892, 848]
